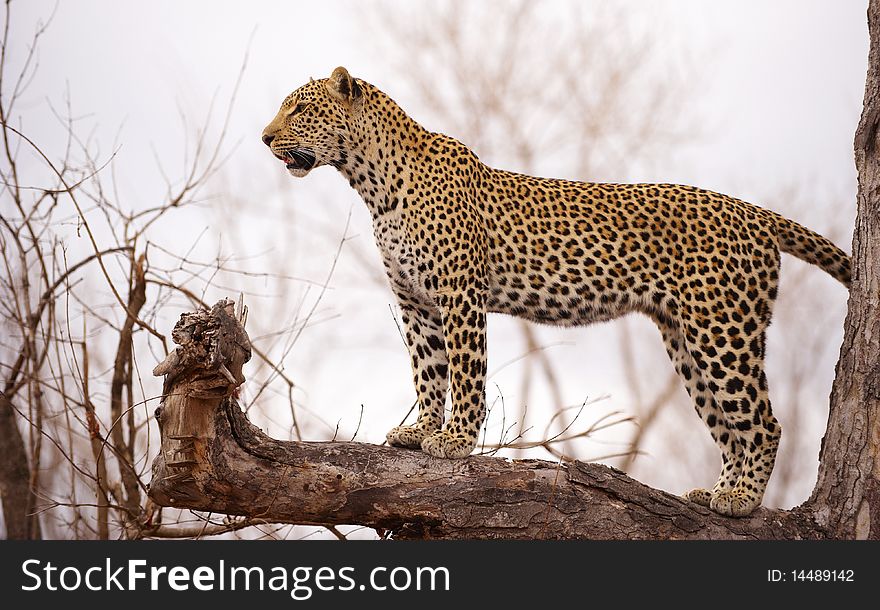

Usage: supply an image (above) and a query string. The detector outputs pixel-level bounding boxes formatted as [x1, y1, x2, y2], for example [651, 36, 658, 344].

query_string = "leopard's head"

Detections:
[261, 66, 363, 177]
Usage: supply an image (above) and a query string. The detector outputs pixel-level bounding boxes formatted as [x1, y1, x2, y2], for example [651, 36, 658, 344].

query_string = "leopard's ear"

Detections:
[326, 66, 362, 104]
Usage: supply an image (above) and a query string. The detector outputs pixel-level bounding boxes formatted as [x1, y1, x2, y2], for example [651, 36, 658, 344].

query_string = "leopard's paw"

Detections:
[709, 489, 759, 517]
[683, 487, 713, 507]
[386, 424, 431, 449]
[420, 429, 476, 459]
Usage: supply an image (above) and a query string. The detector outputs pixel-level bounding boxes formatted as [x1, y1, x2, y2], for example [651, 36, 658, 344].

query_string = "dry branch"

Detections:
[148, 299, 833, 540]
[109, 252, 148, 526]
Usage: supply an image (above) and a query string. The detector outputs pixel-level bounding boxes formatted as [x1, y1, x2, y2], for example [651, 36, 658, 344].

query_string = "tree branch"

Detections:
[148, 299, 832, 540]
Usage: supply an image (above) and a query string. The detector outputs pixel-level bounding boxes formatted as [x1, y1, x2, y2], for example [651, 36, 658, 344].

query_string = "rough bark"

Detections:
[0, 391, 40, 539]
[148, 298, 826, 539]
[809, 0, 880, 539]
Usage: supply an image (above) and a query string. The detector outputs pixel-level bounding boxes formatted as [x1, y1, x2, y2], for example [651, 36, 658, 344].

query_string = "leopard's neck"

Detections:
[337, 86, 431, 218]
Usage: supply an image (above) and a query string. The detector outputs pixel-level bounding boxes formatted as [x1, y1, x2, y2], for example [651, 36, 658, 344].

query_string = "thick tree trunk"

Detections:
[809, 0, 880, 539]
[148, 299, 827, 539]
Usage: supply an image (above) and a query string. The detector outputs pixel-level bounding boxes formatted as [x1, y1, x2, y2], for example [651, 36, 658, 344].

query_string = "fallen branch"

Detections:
[148, 299, 829, 540]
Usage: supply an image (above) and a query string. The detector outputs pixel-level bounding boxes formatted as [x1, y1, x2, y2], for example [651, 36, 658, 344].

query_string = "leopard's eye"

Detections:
[288, 102, 308, 117]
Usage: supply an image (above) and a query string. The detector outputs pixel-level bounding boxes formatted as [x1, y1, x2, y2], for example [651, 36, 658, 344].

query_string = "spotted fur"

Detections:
[262, 67, 851, 517]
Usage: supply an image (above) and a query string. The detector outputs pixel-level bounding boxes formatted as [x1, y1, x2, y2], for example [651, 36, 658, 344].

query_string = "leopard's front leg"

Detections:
[385, 289, 448, 449]
[420, 288, 487, 459]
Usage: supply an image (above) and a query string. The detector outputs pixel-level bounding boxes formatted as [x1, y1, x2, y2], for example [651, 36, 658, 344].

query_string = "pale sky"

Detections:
[15, 1, 867, 199]
[8, 0, 869, 513]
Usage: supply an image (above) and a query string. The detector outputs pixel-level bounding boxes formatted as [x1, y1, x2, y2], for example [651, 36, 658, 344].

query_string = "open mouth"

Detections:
[275, 148, 316, 172]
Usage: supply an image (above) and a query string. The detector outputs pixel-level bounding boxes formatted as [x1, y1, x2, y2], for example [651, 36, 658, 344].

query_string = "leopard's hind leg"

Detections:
[658, 321, 744, 507]
[679, 304, 781, 517]
[697, 327, 780, 517]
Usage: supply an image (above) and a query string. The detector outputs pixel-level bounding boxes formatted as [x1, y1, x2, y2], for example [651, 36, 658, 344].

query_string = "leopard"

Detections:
[261, 66, 851, 517]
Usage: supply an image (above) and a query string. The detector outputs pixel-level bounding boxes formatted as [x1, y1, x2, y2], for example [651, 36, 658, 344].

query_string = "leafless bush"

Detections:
[0, 4, 334, 539]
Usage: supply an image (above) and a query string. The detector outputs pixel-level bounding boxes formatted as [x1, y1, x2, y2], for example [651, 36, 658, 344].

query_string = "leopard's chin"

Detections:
[287, 166, 311, 178]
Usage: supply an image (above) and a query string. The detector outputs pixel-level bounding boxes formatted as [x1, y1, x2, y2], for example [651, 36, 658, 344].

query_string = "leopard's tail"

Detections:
[772, 213, 851, 288]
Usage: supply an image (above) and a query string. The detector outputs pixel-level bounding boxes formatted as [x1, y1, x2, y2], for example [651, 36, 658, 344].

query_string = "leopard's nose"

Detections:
[262, 133, 274, 147]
